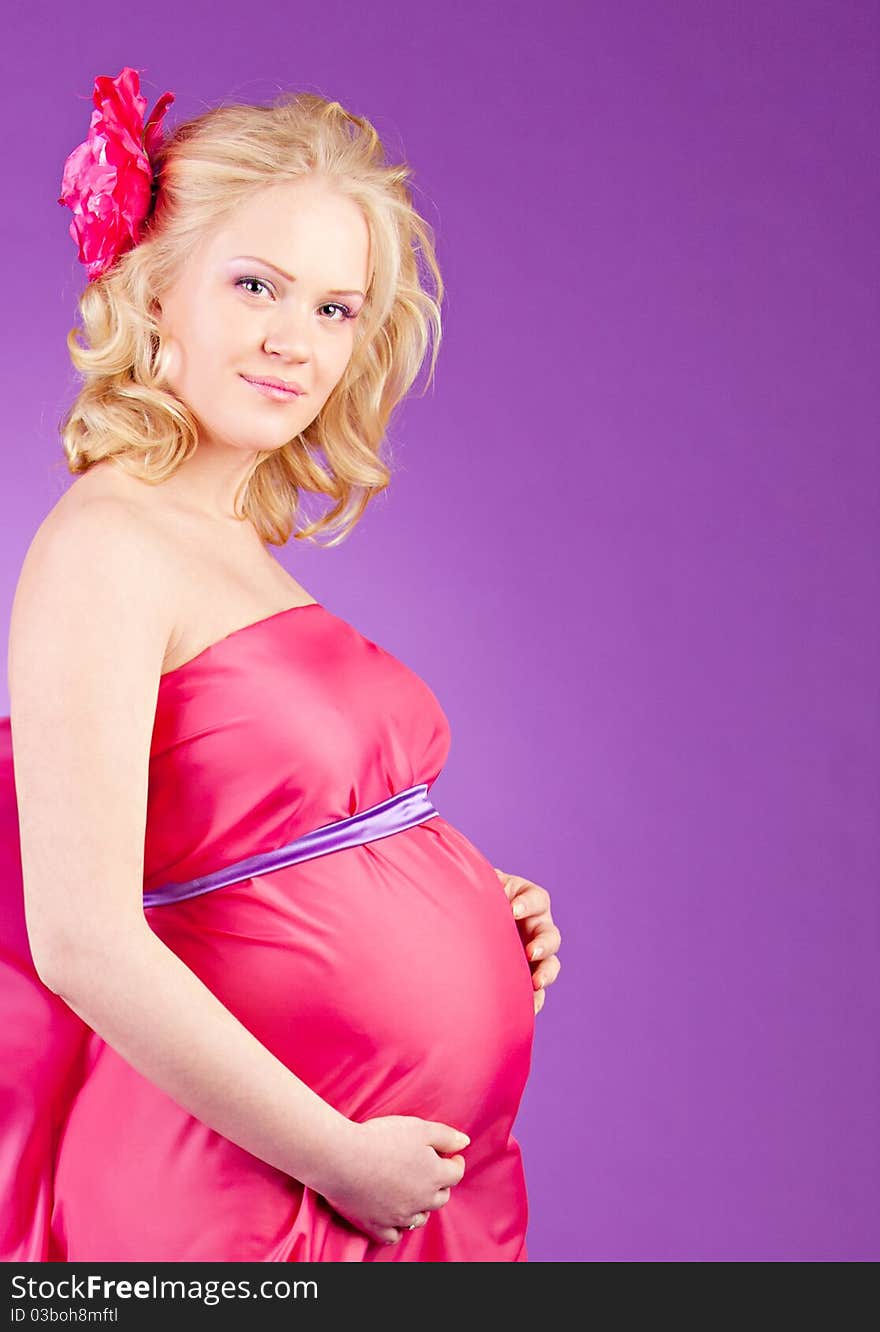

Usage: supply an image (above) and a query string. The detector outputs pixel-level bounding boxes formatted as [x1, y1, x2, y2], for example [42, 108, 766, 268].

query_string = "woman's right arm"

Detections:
[8, 499, 468, 1244]
[9, 498, 356, 1192]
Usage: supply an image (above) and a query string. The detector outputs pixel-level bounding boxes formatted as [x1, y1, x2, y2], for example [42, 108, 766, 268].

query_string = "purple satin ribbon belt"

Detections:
[143, 783, 440, 909]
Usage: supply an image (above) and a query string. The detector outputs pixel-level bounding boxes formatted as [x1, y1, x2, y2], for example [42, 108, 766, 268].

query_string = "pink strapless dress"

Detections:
[0, 602, 534, 1261]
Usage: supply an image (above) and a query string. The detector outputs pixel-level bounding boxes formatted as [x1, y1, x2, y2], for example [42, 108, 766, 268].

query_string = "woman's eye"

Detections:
[321, 302, 355, 322]
[236, 276, 272, 298]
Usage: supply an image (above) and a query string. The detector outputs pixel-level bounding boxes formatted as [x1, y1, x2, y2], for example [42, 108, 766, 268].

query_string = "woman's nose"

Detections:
[263, 327, 309, 358]
[263, 303, 316, 359]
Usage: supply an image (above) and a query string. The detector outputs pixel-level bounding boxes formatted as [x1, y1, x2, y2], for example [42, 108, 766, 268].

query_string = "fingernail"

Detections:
[512, 902, 525, 917]
[531, 945, 543, 960]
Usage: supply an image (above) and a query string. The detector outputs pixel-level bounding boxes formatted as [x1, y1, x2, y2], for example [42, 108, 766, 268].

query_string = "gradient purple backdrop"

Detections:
[1, 1, 877, 1262]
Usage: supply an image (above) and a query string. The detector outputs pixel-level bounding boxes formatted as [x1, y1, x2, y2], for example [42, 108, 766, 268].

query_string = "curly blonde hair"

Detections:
[59, 91, 444, 547]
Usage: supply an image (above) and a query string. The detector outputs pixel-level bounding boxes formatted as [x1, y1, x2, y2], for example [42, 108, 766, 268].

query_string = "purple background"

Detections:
[2, 1, 877, 1261]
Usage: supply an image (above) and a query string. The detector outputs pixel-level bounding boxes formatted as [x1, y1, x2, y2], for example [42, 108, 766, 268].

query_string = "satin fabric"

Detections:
[144, 782, 440, 907]
[0, 602, 534, 1261]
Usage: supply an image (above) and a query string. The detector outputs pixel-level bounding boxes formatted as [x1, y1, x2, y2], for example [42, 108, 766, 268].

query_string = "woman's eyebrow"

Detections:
[231, 254, 365, 298]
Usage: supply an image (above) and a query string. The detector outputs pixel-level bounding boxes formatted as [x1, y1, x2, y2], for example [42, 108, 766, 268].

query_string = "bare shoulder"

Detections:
[9, 481, 177, 697]
[8, 480, 182, 977]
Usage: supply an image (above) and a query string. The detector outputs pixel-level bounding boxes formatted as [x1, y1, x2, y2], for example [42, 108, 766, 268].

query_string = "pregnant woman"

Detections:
[0, 69, 562, 1262]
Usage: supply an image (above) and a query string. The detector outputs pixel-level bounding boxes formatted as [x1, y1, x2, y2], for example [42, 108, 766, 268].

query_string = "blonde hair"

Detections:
[59, 91, 444, 546]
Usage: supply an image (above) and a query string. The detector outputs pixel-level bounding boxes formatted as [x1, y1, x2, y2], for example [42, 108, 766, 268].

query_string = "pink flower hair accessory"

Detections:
[58, 66, 175, 282]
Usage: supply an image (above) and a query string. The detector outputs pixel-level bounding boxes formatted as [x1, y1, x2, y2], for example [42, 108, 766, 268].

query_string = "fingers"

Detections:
[511, 884, 552, 920]
[428, 1123, 471, 1153]
[380, 1210, 430, 1246]
[531, 951, 562, 990]
[436, 1153, 466, 1187]
[379, 1200, 443, 1246]
[376, 1138, 469, 1247]
[524, 922, 562, 961]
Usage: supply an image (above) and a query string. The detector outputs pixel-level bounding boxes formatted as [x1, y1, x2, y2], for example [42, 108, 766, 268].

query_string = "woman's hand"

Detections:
[318, 1116, 470, 1247]
[494, 868, 562, 1014]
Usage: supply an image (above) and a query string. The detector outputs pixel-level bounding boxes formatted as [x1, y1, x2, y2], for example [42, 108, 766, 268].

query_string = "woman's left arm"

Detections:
[494, 868, 562, 1015]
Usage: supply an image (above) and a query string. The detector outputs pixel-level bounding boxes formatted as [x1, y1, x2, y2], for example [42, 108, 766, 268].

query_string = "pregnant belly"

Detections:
[146, 817, 535, 1137]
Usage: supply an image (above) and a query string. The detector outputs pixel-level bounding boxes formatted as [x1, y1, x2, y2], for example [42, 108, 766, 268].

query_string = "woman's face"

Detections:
[154, 176, 371, 456]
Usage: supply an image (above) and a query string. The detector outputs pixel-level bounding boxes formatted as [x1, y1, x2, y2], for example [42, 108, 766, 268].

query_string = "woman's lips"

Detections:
[241, 375, 304, 402]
